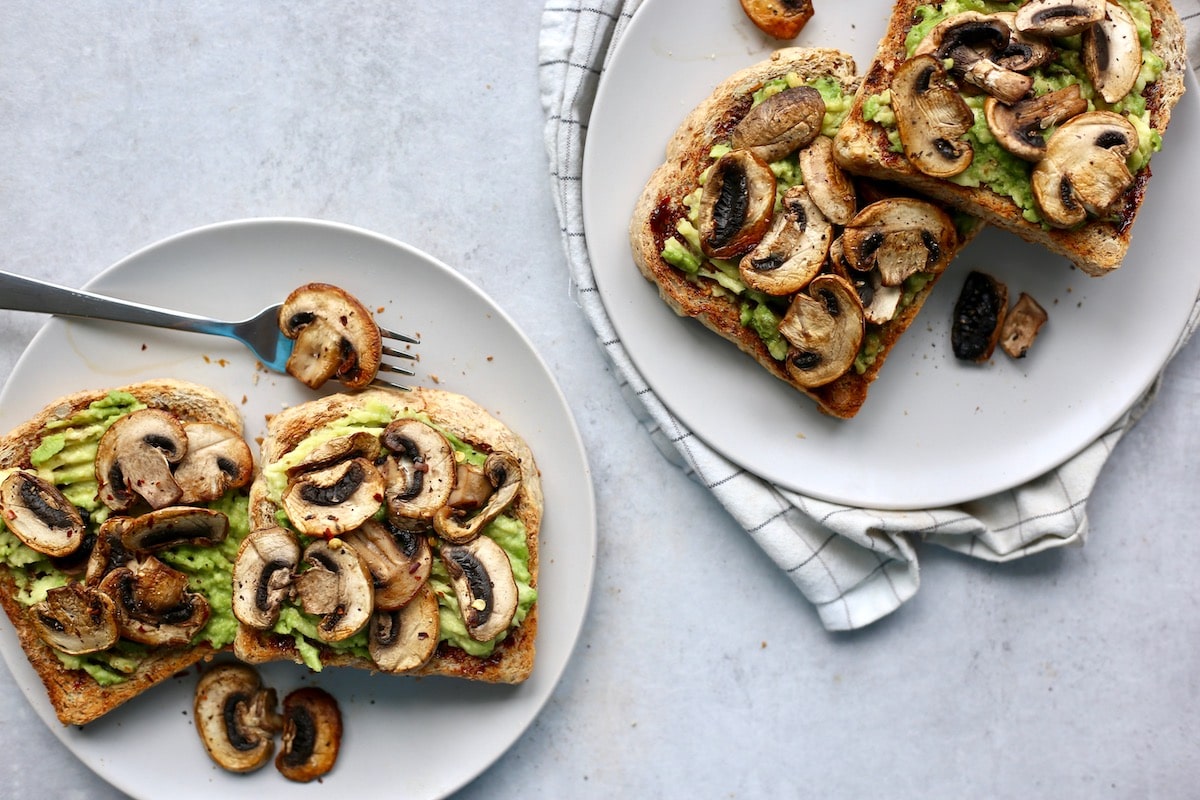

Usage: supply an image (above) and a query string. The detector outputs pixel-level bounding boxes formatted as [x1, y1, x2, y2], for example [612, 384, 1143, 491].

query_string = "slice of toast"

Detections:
[629, 47, 981, 419]
[832, 0, 1188, 276]
[0, 379, 253, 726]
[237, 388, 540, 684]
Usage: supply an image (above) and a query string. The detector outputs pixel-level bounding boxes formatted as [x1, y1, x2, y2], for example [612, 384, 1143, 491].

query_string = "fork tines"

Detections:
[370, 326, 420, 390]
[379, 326, 420, 345]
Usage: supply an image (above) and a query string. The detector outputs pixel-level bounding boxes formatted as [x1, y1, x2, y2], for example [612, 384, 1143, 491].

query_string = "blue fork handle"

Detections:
[0, 269, 228, 335]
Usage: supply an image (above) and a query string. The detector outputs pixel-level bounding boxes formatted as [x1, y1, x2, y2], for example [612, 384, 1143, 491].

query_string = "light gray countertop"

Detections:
[2, 3, 1199, 798]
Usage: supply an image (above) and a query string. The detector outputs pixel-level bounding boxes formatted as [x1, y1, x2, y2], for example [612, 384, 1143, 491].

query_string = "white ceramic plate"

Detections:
[583, 0, 1200, 509]
[0, 219, 596, 800]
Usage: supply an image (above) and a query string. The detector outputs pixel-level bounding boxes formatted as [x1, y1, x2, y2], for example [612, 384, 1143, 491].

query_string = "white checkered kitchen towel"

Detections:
[538, 1, 1200, 630]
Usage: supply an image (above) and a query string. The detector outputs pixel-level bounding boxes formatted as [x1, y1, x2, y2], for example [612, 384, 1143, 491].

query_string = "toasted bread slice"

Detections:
[238, 388, 540, 684]
[0, 379, 252, 726]
[629, 47, 981, 418]
[832, 0, 1187, 277]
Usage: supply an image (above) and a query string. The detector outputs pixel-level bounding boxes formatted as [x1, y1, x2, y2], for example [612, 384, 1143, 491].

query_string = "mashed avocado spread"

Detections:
[0, 392, 250, 686]
[862, 0, 1165, 224]
[260, 401, 537, 669]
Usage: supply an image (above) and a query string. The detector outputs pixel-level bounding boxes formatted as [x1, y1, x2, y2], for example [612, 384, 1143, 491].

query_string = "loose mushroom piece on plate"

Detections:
[231, 526, 302, 630]
[440, 534, 519, 643]
[738, 0, 814, 40]
[94, 408, 187, 511]
[30, 583, 119, 655]
[952, 270, 1009, 363]
[173, 422, 254, 504]
[292, 538, 374, 642]
[696, 149, 778, 258]
[777, 274, 865, 388]
[194, 663, 283, 774]
[890, 54, 975, 178]
[1000, 292, 1050, 359]
[0, 471, 87, 557]
[369, 581, 440, 674]
[279, 282, 382, 391]
[276, 687, 342, 783]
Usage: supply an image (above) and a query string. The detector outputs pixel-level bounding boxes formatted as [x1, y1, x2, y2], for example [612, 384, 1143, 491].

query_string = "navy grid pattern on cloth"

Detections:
[538, 0, 1200, 630]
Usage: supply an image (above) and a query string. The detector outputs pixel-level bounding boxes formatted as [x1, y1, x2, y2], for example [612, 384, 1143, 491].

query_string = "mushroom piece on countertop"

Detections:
[0, 471, 87, 557]
[194, 663, 283, 774]
[94, 408, 187, 512]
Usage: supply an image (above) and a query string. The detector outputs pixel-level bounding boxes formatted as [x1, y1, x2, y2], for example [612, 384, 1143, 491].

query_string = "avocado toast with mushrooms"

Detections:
[831, 0, 1188, 276]
[629, 47, 981, 418]
[234, 388, 540, 684]
[0, 379, 255, 726]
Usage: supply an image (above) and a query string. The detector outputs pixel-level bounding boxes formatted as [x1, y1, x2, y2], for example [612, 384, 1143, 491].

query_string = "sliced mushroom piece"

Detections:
[30, 583, 119, 655]
[1000, 292, 1050, 359]
[85, 523, 137, 586]
[862, 271, 904, 326]
[890, 55, 975, 179]
[276, 687, 342, 783]
[984, 85, 1088, 161]
[1031, 111, 1139, 228]
[797, 135, 857, 225]
[369, 581, 440, 673]
[440, 535, 519, 643]
[0, 471, 86, 557]
[952, 270, 1009, 362]
[285, 431, 382, 478]
[696, 149, 777, 258]
[840, 198, 959, 286]
[94, 409, 187, 511]
[109, 506, 229, 553]
[282, 457, 385, 538]
[279, 282, 382, 390]
[342, 518, 432, 611]
[730, 85, 825, 163]
[912, 11, 1032, 103]
[381, 418, 455, 530]
[960, 57, 1034, 104]
[99, 555, 211, 646]
[1015, 0, 1106, 37]
[293, 538, 374, 642]
[445, 460, 496, 512]
[777, 274, 865, 388]
[1082, 2, 1142, 104]
[738, 0, 814, 39]
[173, 423, 253, 504]
[433, 452, 523, 545]
[738, 186, 830, 296]
[231, 526, 302, 630]
[194, 663, 283, 774]
[991, 12, 1057, 71]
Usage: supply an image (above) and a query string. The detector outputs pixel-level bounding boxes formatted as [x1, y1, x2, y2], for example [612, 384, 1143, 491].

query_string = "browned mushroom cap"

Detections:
[840, 198, 959, 286]
[797, 135, 857, 225]
[696, 149, 777, 258]
[984, 85, 1088, 162]
[194, 663, 283, 774]
[890, 55, 975, 179]
[952, 270, 1009, 363]
[381, 418, 455, 530]
[94, 409, 187, 511]
[1082, 2, 1142, 104]
[282, 457, 385, 538]
[84, 523, 137, 586]
[279, 282, 382, 390]
[738, 185, 830, 297]
[1000, 292, 1049, 359]
[293, 538, 374, 642]
[441, 534, 519, 642]
[369, 581, 440, 673]
[0, 471, 86, 557]
[730, 85, 826, 163]
[30, 583, 119, 655]
[1031, 111, 1139, 228]
[98, 555, 211, 646]
[231, 526, 302, 630]
[276, 687, 342, 783]
[738, 0, 813, 39]
[108, 506, 230, 553]
[777, 274, 865, 388]
[433, 452, 523, 545]
[342, 518, 432, 610]
[173, 422, 253, 504]
[1015, 0, 1106, 37]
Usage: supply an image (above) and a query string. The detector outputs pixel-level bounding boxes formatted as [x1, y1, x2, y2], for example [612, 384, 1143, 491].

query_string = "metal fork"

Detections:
[0, 270, 419, 390]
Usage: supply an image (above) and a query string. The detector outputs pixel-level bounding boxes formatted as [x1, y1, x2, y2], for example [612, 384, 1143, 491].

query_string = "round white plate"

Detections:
[582, 0, 1200, 509]
[0, 218, 596, 800]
